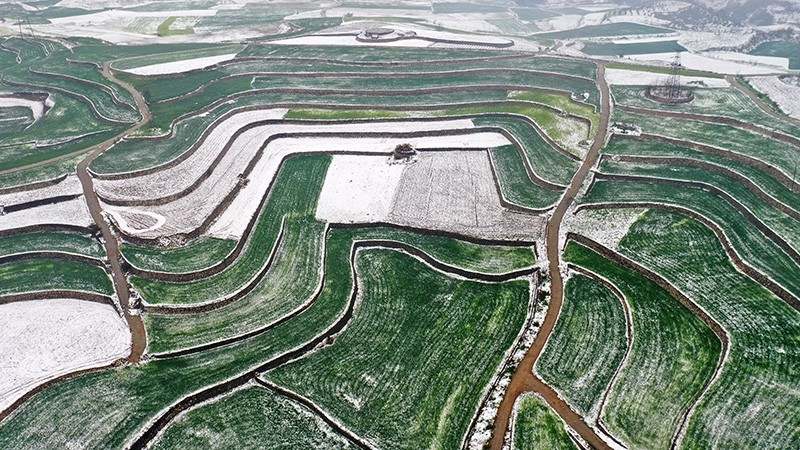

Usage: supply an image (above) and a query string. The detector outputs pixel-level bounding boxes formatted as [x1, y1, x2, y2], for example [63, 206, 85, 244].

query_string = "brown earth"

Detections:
[76, 63, 150, 363]
[489, 63, 612, 450]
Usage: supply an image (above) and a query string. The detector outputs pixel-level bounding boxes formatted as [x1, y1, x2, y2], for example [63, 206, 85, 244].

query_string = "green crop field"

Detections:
[564, 241, 721, 449]
[513, 394, 578, 450]
[2, 6, 799, 449]
[536, 274, 627, 418]
[265, 249, 530, 449]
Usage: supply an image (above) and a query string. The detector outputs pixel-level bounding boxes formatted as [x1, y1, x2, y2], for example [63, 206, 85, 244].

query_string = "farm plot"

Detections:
[507, 90, 598, 134]
[533, 23, 674, 40]
[564, 240, 720, 450]
[146, 217, 534, 354]
[386, 151, 544, 240]
[129, 55, 597, 104]
[0, 258, 112, 297]
[584, 173, 800, 296]
[122, 237, 235, 273]
[597, 158, 800, 250]
[151, 385, 357, 450]
[0, 299, 129, 413]
[0, 196, 94, 232]
[264, 248, 530, 450]
[145, 219, 326, 354]
[92, 90, 510, 173]
[563, 207, 646, 251]
[473, 114, 579, 185]
[0, 218, 529, 448]
[614, 108, 800, 178]
[490, 145, 562, 209]
[0, 173, 82, 207]
[111, 43, 244, 72]
[603, 136, 800, 214]
[747, 76, 800, 120]
[512, 394, 578, 450]
[0, 231, 104, 259]
[0, 91, 122, 171]
[130, 154, 327, 307]
[249, 70, 597, 109]
[617, 210, 800, 449]
[535, 274, 627, 419]
[582, 40, 686, 56]
[611, 86, 800, 138]
[103, 121, 510, 240]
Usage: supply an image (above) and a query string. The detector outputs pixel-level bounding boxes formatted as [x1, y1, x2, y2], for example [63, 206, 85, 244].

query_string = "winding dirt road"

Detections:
[489, 63, 612, 450]
[76, 63, 149, 363]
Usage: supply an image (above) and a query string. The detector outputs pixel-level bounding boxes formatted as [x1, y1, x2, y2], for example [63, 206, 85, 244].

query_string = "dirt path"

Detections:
[76, 63, 150, 363]
[489, 63, 612, 450]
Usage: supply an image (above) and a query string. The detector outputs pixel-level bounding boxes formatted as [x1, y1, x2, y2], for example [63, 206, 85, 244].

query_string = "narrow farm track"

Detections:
[76, 62, 150, 363]
[128, 242, 532, 449]
[567, 234, 731, 450]
[617, 104, 800, 148]
[490, 63, 612, 450]
[566, 263, 632, 448]
[576, 202, 800, 311]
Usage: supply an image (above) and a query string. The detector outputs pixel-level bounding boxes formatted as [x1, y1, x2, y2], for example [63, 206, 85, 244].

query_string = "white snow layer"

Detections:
[0, 299, 130, 413]
[123, 54, 238, 76]
[49, 9, 218, 24]
[0, 197, 93, 232]
[605, 68, 729, 87]
[208, 130, 510, 239]
[748, 76, 800, 119]
[625, 51, 788, 75]
[0, 174, 83, 207]
[0, 95, 49, 121]
[316, 155, 408, 223]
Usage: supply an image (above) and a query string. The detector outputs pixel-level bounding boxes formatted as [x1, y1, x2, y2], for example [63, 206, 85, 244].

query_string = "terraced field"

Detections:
[2, 10, 799, 450]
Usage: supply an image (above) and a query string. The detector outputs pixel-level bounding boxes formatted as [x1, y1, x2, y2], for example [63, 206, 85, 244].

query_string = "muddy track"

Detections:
[129, 241, 530, 448]
[489, 63, 612, 450]
[156, 68, 593, 104]
[576, 202, 800, 311]
[618, 104, 800, 148]
[253, 378, 374, 449]
[601, 154, 800, 221]
[628, 133, 800, 192]
[565, 263, 631, 448]
[593, 171, 800, 267]
[75, 62, 150, 364]
[567, 233, 730, 449]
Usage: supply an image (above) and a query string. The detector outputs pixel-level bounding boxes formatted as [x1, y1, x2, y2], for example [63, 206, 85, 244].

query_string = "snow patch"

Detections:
[605, 68, 729, 87]
[625, 51, 788, 75]
[747, 76, 800, 119]
[123, 53, 238, 76]
[316, 154, 407, 223]
[0, 299, 130, 413]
